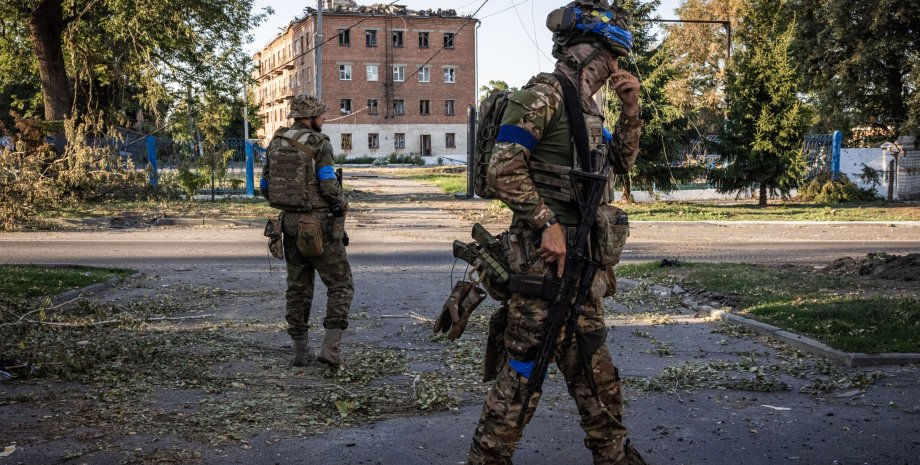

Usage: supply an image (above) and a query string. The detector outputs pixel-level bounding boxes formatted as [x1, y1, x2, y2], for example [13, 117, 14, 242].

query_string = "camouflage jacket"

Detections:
[262, 122, 347, 211]
[487, 72, 642, 227]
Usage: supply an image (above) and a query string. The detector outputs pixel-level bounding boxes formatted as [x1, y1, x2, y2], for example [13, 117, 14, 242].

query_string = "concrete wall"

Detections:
[324, 123, 467, 159]
[839, 148, 889, 197]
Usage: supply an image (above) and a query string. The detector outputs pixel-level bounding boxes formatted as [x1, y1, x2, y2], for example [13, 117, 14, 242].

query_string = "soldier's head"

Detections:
[547, 1, 633, 81]
[287, 95, 328, 131]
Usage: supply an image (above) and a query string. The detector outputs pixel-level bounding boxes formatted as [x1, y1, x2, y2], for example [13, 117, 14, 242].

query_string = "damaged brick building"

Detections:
[252, 1, 478, 161]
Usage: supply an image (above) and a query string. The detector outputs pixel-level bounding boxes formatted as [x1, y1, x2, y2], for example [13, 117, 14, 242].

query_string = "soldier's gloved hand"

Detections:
[539, 223, 566, 278]
[330, 204, 345, 218]
[610, 69, 640, 117]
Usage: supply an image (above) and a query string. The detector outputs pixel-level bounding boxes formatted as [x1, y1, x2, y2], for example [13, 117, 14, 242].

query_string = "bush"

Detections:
[334, 154, 376, 164]
[798, 174, 880, 204]
[176, 169, 209, 198]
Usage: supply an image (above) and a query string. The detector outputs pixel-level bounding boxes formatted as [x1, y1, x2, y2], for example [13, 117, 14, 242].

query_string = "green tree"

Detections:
[0, 0, 267, 123]
[612, 0, 694, 202]
[791, 0, 920, 135]
[478, 80, 518, 101]
[710, 0, 807, 206]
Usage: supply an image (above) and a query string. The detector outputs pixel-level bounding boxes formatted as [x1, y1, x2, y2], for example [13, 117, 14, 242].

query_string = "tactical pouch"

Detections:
[264, 217, 284, 260]
[592, 204, 629, 268]
[296, 214, 324, 258]
[483, 303, 509, 383]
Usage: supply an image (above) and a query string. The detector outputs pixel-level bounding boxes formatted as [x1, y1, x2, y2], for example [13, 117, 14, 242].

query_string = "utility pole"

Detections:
[316, 0, 324, 99]
[242, 83, 250, 140]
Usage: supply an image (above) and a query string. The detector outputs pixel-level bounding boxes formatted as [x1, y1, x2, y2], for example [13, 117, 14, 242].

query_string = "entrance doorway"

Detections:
[420, 134, 431, 156]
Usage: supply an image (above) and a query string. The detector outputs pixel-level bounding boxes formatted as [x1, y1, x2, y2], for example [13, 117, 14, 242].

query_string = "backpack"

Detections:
[266, 128, 315, 211]
[473, 90, 513, 199]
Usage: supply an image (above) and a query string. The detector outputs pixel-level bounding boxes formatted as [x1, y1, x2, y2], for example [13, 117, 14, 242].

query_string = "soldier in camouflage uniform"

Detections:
[467, 1, 644, 464]
[261, 95, 353, 368]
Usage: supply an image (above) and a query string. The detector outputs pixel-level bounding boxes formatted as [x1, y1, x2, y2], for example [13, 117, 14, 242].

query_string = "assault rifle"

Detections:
[515, 163, 609, 426]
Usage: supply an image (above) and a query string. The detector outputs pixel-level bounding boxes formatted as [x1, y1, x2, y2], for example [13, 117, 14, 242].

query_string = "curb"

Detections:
[49, 271, 143, 307]
[715, 310, 920, 368]
[154, 218, 266, 227]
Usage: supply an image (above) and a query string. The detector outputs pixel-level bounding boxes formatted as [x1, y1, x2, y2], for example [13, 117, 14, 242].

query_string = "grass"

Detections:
[35, 197, 276, 221]
[617, 262, 920, 354]
[367, 166, 468, 194]
[0, 265, 134, 299]
[623, 200, 920, 222]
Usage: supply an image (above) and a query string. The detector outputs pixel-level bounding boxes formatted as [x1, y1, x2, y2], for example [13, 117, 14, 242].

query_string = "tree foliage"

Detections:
[663, 0, 744, 132]
[791, 0, 920, 135]
[709, 0, 807, 206]
[478, 80, 519, 101]
[0, 0, 267, 126]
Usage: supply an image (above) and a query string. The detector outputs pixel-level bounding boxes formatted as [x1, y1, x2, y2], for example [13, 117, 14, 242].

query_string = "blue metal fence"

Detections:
[802, 131, 842, 179]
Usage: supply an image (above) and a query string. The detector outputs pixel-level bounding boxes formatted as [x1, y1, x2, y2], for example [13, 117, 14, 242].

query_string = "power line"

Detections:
[479, 0, 534, 20]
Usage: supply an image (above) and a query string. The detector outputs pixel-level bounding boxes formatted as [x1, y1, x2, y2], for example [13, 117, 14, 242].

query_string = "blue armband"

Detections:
[317, 165, 336, 181]
[509, 358, 535, 379]
[602, 127, 613, 143]
[496, 125, 539, 152]
[260, 178, 268, 191]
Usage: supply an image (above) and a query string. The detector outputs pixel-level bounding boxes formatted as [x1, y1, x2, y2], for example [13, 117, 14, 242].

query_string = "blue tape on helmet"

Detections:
[602, 127, 613, 142]
[317, 165, 337, 181]
[572, 7, 633, 52]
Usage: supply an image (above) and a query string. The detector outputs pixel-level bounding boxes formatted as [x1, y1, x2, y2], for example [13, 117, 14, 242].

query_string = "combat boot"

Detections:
[317, 328, 344, 367]
[292, 338, 315, 367]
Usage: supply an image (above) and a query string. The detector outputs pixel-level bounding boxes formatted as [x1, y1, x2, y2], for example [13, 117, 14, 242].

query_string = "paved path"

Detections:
[1, 175, 919, 465]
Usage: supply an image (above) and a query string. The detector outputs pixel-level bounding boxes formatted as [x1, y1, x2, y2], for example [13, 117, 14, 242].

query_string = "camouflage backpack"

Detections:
[265, 127, 316, 211]
[472, 90, 513, 199]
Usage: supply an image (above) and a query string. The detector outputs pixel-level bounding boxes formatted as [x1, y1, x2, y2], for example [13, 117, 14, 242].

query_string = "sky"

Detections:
[245, 0, 683, 92]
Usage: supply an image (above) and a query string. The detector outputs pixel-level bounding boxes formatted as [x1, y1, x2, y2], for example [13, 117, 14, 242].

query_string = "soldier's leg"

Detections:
[285, 259, 316, 340]
[282, 214, 317, 342]
[468, 295, 549, 465]
[311, 235, 354, 330]
[557, 300, 627, 465]
[312, 226, 353, 366]
[467, 362, 542, 465]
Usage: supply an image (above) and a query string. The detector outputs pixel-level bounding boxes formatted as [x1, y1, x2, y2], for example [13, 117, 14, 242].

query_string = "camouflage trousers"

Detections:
[468, 292, 627, 465]
[282, 211, 353, 340]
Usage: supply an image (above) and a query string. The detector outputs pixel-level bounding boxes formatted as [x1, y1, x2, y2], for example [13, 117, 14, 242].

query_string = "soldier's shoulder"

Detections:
[508, 73, 561, 111]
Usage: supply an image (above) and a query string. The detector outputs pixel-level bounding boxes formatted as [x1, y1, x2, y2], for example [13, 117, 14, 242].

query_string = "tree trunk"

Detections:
[758, 183, 767, 206]
[27, 0, 71, 121]
[621, 176, 633, 204]
[886, 65, 905, 127]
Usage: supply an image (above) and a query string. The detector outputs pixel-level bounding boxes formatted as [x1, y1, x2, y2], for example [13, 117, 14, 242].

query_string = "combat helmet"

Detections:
[546, 0, 633, 68]
[287, 95, 328, 119]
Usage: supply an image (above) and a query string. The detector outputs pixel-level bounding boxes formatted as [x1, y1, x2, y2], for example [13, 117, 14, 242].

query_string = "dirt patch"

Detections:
[825, 253, 920, 281]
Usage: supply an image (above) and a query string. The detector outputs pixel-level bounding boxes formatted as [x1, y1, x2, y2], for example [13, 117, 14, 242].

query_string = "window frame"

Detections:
[393, 99, 405, 116]
[341, 133, 352, 150]
[338, 64, 352, 81]
[445, 99, 455, 116]
[444, 67, 456, 84]
[418, 31, 429, 48]
[393, 65, 405, 82]
[367, 98, 379, 115]
[418, 65, 430, 83]
[365, 29, 377, 47]
[366, 64, 379, 82]
[339, 98, 352, 114]
[368, 133, 380, 149]
[443, 32, 455, 49]
[338, 29, 350, 46]
[446, 133, 456, 148]
[419, 99, 431, 115]
[394, 133, 406, 149]
[392, 30, 404, 48]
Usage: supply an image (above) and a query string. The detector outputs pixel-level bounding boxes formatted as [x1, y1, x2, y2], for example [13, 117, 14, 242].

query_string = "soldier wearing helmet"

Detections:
[261, 94, 353, 369]
[466, 1, 647, 464]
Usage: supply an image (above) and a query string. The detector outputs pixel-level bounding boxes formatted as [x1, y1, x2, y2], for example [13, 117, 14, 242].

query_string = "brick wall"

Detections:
[897, 149, 920, 200]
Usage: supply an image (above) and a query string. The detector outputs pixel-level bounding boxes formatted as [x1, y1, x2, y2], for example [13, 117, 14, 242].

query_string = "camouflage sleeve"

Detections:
[314, 139, 347, 209]
[607, 108, 643, 174]
[487, 87, 558, 229]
